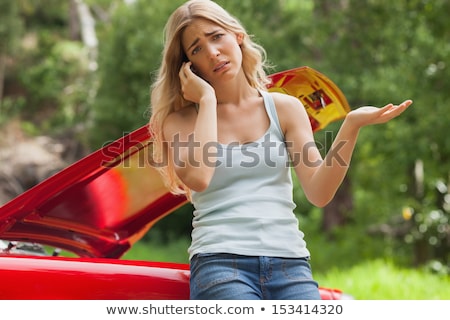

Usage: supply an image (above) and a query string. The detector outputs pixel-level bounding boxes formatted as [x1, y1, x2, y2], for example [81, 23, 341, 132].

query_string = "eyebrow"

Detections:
[187, 29, 221, 51]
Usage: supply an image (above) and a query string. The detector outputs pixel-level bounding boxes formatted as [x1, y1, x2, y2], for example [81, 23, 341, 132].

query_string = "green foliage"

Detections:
[1, 0, 94, 134]
[403, 179, 450, 266]
[89, 0, 187, 148]
[141, 202, 194, 244]
[0, 98, 26, 126]
[123, 236, 190, 263]
[311, 0, 450, 267]
[0, 1, 22, 53]
[18, 0, 69, 29]
[0, 1, 23, 122]
[17, 40, 93, 132]
[20, 42, 90, 108]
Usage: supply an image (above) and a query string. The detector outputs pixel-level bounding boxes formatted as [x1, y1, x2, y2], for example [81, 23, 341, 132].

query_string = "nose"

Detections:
[206, 44, 220, 59]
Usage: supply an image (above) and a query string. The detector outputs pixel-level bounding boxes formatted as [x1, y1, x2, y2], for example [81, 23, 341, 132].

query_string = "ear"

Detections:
[236, 33, 244, 45]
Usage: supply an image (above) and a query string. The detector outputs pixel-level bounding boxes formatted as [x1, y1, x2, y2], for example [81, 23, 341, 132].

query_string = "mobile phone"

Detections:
[182, 54, 197, 74]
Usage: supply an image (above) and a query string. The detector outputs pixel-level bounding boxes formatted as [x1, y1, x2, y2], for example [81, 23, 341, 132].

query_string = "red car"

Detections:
[0, 124, 350, 300]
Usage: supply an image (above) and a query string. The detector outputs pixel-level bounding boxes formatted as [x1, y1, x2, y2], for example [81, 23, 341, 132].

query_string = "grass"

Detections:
[123, 239, 450, 300]
[315, 259, 450, 299]
[122, 237, 190, 263]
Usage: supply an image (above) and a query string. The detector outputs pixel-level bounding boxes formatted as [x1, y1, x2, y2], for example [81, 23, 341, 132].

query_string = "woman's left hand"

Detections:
[346, 99, 413, 129]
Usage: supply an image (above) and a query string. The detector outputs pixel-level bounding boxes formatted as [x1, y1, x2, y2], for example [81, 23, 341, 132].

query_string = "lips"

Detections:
[213, 61, 229, 72]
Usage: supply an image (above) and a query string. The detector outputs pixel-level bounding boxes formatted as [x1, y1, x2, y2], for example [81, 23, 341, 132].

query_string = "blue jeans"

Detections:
[190, 253, 321, 300]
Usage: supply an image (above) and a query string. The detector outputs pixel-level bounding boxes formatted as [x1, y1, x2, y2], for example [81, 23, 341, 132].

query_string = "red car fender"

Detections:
[0, 255, 346, 300]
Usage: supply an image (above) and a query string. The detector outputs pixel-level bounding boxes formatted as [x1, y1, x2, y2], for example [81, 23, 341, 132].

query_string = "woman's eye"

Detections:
[192, 47, 200, 55]
[213, 34, 224, 40]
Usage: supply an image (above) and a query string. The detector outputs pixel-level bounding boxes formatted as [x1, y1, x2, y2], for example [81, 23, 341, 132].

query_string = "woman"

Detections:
[149, 0, 412, 300]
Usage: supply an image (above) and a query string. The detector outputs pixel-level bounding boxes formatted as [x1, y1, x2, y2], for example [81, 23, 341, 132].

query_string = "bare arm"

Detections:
[277, 93, 412, 207]
[163, 62, 218, 192]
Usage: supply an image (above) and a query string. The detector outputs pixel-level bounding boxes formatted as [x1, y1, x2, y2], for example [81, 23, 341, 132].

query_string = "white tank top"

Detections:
[189, 90, 310, 260]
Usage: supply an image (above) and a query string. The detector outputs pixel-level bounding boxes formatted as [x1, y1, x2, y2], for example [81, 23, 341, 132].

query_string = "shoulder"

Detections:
[269, 91, 305, 112]
[163, 105, 197, 140]
[268, 91, 310, 134]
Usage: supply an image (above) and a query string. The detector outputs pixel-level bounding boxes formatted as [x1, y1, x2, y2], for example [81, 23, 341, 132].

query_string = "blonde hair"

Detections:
[148, 0, 271, 200]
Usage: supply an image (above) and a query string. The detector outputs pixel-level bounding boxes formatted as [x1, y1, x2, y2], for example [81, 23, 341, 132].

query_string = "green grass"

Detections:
[315, 259, 450, 299]
[122, 237, 190, 263]
[123, 239, 450, 300]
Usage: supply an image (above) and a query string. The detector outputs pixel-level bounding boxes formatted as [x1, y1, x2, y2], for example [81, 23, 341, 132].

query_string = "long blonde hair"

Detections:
[148, 0, 271, 200]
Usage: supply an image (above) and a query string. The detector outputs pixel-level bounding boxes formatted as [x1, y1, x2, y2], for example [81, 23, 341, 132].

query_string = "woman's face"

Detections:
[181, 18, 243, 84]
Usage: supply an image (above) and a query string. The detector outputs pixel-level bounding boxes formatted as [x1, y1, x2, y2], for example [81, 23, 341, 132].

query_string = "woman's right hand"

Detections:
[179, 62, 215, 104]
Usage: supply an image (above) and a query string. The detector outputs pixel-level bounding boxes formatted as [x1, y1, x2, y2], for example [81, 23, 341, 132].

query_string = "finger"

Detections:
[179, 62, 188, 78]
[384, 100, 412, 113]
[389, 100, 412, 114]
[393, 100, 412, 108]
[184, 61, 195, 77]
[384, 101, 411, 118]
[379, 103, 395, 113]
[400, 100, 413, 107]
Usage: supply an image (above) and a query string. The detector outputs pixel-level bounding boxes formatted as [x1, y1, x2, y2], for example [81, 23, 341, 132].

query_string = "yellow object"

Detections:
[268, 66, 351, 132]
[402, 207, 414, 220]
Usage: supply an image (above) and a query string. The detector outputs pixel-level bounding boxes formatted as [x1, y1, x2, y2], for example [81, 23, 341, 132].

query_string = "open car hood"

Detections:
[0, 66, 350, 259]
[0, 126, 188, 258]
